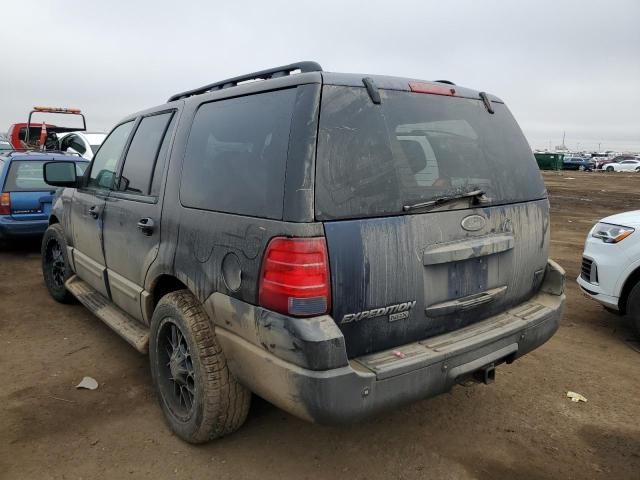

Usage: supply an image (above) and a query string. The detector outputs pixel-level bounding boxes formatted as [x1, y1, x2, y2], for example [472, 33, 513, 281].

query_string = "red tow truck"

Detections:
[7, 106, 87, 151]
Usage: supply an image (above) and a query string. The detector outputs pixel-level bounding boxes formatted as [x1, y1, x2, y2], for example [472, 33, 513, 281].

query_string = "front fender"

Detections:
[615, 255, 640, 298]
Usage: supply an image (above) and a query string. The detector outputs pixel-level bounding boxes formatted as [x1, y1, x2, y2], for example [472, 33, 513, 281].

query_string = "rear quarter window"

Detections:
[180, 88, 297, 219]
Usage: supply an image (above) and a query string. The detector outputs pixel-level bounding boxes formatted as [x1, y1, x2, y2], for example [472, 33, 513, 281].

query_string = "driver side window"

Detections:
[87, 121, 134, 189]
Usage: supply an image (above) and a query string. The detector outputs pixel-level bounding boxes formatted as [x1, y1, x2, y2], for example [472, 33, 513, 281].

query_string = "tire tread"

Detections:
[151, 290, 250, 443]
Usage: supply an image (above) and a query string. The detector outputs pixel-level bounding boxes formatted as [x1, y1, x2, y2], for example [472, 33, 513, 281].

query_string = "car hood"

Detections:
[600, 210, 640, 228]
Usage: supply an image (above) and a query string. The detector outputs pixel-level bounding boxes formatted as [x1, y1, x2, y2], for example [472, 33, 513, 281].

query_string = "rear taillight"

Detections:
[258, 237, 331, 317]
[0, 193, 10, 215]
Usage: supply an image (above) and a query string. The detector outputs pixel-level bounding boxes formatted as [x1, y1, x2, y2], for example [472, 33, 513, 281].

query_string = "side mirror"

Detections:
[43, 161, 79, 188]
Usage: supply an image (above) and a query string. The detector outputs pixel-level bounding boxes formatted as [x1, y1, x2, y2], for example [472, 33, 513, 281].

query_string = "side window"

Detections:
[88, 121, 134, 190]
[150, 113, 177, 196]
[117, 112, 173, 195]
[69, 135, 87, 155]
[60, 135, 71, 151]
[180, 88, 297, 219]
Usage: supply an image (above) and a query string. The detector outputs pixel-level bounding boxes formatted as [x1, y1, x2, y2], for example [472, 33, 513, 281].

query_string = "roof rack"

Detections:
[168, 61, 323, 102]
[3, 149, 83, 158]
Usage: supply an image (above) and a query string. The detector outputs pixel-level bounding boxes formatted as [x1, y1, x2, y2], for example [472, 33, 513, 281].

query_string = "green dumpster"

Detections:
[534, 153, 564, 171]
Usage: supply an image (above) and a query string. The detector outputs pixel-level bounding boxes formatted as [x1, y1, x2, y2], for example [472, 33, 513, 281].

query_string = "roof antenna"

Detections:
[362, 77, 381, 104]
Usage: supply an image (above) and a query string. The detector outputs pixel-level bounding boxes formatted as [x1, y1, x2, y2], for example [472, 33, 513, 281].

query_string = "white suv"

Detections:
[578, 211, 640, 334]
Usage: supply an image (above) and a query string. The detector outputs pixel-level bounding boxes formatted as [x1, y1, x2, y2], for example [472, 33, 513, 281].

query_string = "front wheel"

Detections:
[606, 166, 614, 172]
[626, 282, 640, 338]
[41, 223, 75, 303]
[578, 165, 585, 171]
[149, 290, 251, 443]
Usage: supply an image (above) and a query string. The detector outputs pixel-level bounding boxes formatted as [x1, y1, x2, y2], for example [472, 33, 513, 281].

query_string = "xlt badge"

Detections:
[341, 301, 417, 324]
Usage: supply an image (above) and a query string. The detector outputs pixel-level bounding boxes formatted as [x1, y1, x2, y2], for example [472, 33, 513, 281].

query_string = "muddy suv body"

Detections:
[42, 62, 565, 442]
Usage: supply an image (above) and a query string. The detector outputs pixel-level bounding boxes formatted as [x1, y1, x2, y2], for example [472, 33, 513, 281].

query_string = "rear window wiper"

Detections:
[403, 189, 486, 212]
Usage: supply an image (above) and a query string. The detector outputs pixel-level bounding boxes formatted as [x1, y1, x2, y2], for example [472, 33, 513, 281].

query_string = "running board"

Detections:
[65, 275, 149, 353]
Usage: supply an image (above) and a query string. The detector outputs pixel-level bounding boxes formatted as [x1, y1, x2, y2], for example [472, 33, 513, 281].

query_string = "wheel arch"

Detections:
[49, 214, 59, 225]
[619, 266, 640, 314]
[143, 274, 190, 323]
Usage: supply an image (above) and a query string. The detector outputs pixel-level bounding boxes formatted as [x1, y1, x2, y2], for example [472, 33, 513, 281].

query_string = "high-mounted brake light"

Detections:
[0, 193, 11, 215]
[259, 237, 331, 317]
[409, 82, 456, 96]
[33, 106, 82, 114]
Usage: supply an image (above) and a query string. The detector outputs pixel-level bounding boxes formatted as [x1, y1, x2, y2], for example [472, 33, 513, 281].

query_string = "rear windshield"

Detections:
[4, 161, 87, 192]
[180, 88, 297, 219]
[315, 86, 546, 220]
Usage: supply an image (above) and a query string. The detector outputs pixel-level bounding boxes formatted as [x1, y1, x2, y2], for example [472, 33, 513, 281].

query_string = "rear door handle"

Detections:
[137, 217, 155, 236]
[89, 205, 100, 219]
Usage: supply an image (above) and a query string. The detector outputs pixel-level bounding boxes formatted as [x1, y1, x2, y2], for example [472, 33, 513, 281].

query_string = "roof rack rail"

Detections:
[168, 61, 323, 102]
[3, 149, 83, 158]
[433, 80, 456, 85]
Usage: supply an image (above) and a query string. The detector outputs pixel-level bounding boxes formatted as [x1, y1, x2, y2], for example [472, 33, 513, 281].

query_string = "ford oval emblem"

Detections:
[461, 214, 486, 232]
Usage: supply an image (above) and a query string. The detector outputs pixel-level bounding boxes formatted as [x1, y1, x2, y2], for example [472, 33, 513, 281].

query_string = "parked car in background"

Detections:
[41, 61, 565, 443]
[578, 211, 640, 336]
[593, 157, 612, 169]
[0, 152, 88, 240]
[0, 139, 12, 152]
[562, 156, 595, 171]
[603, 159, 640, 172]
[58, 131, 106, 160]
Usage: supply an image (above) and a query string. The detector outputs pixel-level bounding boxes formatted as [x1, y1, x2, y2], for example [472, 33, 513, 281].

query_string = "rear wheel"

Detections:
[149, 290, 250, 443]
[626, 282, 640, 337]
[578, 165, 585, 171]
[41, 223, 74, 303]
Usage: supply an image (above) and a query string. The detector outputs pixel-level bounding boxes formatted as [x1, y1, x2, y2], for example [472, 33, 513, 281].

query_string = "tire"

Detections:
[149, 290, 250, 443]
[606, 166, 614, 172]
[578, 165, 585, 171]
[41, 223, 75, 303]
[627, 282, 640, 338]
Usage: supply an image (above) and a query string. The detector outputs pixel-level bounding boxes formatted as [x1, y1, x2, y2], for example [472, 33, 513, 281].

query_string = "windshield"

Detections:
[315, 86, 546, 220]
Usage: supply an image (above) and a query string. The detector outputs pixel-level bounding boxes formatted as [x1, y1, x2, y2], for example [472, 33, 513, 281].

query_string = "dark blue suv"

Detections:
[41, 62, 566, 443]
[0, 152, 88, 240]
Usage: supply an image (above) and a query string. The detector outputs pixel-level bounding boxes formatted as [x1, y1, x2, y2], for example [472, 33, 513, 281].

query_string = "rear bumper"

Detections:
[210, 260, 566, 424]
[0, 215, 48, 238]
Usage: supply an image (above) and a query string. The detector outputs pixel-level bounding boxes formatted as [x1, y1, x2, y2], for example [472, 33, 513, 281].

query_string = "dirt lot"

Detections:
[1, 171, 640, 480]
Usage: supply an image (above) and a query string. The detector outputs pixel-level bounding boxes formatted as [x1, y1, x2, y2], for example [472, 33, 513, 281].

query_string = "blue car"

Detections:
[0, 152, 88, 239]
[562, 156, 595, 171]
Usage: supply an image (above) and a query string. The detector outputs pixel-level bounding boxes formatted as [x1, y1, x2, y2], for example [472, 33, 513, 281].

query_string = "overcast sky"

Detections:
[1, 0, 638, 151]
